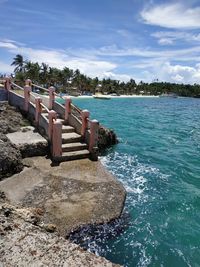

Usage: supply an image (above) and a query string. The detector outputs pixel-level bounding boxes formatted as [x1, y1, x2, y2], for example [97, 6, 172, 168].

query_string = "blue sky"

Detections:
[1, 0, 200, 84]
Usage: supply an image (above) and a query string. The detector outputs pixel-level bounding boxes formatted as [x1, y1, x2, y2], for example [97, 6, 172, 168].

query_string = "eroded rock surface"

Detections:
[0, 101, 29, 134]
[98, 125, 118, 151]
[0, 102, 29, 179]
[0, 202, 121, 266]
[0, 157, 126, 236]
[0, 133, 23, 180]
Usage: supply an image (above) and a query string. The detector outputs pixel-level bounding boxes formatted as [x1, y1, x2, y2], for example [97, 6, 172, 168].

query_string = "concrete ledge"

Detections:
[0, 157, 126, 236]
[6, 126, 48, 157]
[0, 203, 121, 266]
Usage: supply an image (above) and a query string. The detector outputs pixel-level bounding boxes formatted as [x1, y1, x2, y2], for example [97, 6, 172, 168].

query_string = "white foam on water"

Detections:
[99, 151, 171, 266]
[100, 151, 169, 207]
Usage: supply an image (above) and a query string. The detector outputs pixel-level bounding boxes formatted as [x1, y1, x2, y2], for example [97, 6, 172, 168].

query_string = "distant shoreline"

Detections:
[61, 94, 159, 99]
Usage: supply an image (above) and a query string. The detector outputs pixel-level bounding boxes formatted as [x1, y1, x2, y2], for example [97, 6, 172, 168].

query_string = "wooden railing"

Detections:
[3, 77, 99, 160]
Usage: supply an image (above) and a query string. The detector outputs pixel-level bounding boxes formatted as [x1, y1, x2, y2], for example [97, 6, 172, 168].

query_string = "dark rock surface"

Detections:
[0, 102, 29, 179]
[0, 101, 29, 134]
[98, 125, 118, 151]
[0, 133, 23, 180]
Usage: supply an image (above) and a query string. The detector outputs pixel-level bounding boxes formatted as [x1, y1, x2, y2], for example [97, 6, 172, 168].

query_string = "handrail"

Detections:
[11, 82, 24, 91]
[32, 83, 49, 93]
[7, 79, 99, 159]
[71, 103, 81, 113]
[41, 102, 50, 113]
[30, 91, 50, 113]
[70, 104, 82, 121]
[32, 83, 65, 101]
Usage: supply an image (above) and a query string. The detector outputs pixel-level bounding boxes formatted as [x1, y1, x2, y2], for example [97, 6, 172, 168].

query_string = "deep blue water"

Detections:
[71, 97, 200, 267]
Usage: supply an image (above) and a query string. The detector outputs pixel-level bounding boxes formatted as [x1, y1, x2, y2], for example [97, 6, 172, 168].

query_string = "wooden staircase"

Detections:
[42, 110, 90, 162]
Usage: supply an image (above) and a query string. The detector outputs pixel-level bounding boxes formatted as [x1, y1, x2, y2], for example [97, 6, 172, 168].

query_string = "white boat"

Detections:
[159, 93, 178, 98]
[93, 93, 111, 100]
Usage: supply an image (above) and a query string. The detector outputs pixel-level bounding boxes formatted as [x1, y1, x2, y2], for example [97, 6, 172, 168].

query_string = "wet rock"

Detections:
[98, 125, 118, 151]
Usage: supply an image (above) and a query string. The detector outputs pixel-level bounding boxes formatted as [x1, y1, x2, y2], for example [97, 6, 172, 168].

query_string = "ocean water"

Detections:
[70, 97, 200, 267]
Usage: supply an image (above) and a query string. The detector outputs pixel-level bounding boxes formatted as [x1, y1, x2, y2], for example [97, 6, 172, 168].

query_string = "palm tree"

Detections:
[62, 67, 73, 87]
[24, 61, 40, 82]
[40, 63, 49, 85]
[11, 54, 25, 73]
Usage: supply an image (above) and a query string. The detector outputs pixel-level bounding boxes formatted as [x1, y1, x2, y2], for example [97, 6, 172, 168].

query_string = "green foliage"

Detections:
[11, 54, 200, 97]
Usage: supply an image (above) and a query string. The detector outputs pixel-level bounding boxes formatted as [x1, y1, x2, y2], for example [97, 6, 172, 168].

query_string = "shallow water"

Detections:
[70, 97, 200, 267]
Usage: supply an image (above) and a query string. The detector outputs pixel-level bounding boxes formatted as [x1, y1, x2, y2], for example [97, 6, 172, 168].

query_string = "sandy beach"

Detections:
[61, 94, 159, 99]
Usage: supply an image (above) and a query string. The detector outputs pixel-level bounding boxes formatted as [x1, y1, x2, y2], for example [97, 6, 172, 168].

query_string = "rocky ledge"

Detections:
[0, 157, 126, 236]
[0, 202, 121, 266]
[0, 102, 28, 179]
[98, 125, 118, 151]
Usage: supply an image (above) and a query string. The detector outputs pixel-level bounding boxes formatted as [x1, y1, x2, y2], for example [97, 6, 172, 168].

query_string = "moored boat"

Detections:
[159, 93, 178, 98]
[93, 93, 111, 100]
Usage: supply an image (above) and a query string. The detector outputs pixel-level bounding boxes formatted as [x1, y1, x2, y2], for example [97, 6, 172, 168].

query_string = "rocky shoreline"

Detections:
[0, 202, 121, 266]
[0, 101, 126, 266]
[0, 102, 27, 179]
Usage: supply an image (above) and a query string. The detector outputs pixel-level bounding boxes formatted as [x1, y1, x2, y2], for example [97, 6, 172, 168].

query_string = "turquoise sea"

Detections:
[69, 97, 200, 267]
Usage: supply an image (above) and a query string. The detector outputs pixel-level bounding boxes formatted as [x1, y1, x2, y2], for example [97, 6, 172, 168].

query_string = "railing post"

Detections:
[65, 97, 72, 121]
[52, 121, 62, 157]
[24, 85, 32, 111]
[5, 77, 11, 91]
[81, 109, 90, 136]
[49, 86, 55, 110]
[89, 119, 99, 154]
[35, 97, 42, 125]
[25, 79, 32, 86]
[48, 110, 57, 140]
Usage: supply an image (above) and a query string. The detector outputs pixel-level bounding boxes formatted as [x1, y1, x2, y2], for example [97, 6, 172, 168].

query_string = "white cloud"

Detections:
[157, 62, 200, 84]
[158, 38, 174, 45]
[0, 60, 13, 73]
[102, 72, 131, 82]
[0, 40, 128, 80]
[129, 61, 200, 84]
[1, 39, 200, 84]
[95, 44, 200, 64]
[141, 3, 200, 29]
[13, 47, 117, 79]
[0, 41, 17, 49]
[171, 74, 184, 82]
[152, 31, 200, 45]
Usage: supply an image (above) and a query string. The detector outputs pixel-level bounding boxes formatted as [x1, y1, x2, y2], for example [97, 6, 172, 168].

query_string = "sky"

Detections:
[1, 0, 200, 84]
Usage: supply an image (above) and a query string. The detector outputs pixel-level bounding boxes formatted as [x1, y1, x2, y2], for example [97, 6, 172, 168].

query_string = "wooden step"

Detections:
[54, 150, 90, 162]
[62, 132, 82, 144]
[62, 142, 87, 152]
[62, 125, 75, 133]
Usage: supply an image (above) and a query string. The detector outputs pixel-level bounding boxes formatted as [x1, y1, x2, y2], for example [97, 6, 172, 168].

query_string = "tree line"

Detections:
[1, 54, 200, 97]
